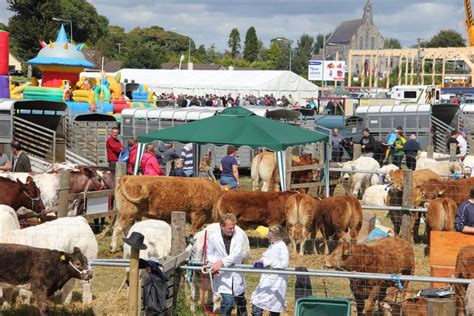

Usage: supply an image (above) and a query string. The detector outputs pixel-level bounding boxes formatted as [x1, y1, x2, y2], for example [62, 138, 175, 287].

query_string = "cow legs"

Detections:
[411, 212, 421, 243]
[111, 215, 134, 252]
[31, 285, 49, 316]
[299, 234, 307, 256]
[363, 285, 380, 316]
[261, 180, 270, 192]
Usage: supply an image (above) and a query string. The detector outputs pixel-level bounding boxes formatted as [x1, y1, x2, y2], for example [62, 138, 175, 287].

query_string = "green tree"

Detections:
[7, 0, 108, 61]
[384, 38, 401, 49]
[425, 29, 465, 48]
[227, 28, 241, 59]
[313, 33, 330, 54]
[293, 34, 314, 76]
[267, 41, 283, 69]
[243, 26, 258, 62]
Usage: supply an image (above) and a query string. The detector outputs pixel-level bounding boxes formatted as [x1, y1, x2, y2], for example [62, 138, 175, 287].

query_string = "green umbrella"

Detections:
[138, 107, 328, 150]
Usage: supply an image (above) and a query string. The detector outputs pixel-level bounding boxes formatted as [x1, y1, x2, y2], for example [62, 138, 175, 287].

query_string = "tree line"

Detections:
[2, 0, 467, 80]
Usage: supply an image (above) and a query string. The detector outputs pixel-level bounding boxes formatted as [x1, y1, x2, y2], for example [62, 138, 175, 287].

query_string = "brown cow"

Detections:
[251, 152, 319, 192]
[111, 176, 225, 252]
[455, 245, 474, 316]
[386, 169, 440, 242]
[426, 197, 457, 251]
[0, 244, 92, 316]
[324, 237, 415, 315]
[0, 176, 45, 214]
[419, 177, 474, 206]
[380, 287, 427, 316]
[316, 195, 362, 255]
[285, 193, 319, 255]
[212, 190, 297, 229]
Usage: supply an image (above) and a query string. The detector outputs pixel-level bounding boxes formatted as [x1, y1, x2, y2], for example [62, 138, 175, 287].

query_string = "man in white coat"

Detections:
[251, 224, 289, 316]
[207, 213, 247, 316]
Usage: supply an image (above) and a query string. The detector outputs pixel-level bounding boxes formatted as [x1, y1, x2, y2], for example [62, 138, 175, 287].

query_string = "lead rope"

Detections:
[200, 230, 216, 315]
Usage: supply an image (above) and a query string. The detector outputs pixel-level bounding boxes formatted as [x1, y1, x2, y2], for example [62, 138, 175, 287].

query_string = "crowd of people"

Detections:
[330, 125, 471, 171]
[152, 92, 308, 109]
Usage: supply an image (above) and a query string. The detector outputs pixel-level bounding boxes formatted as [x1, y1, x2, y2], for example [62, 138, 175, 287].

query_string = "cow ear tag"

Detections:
[61, 255, 66, 261]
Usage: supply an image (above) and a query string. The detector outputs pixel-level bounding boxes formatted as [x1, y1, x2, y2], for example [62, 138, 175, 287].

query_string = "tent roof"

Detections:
[138, 107, 328, 151]
[107, 69, 318, 92]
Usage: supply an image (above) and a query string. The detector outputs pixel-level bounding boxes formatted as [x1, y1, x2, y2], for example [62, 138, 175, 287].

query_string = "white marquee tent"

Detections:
[84, 69, 319, 104]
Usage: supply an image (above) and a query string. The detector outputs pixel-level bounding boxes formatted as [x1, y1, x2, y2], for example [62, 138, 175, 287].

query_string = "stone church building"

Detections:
[317, 0, 384, 76]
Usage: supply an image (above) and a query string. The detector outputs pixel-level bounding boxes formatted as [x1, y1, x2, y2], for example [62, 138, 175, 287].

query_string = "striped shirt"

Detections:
[181, 144, 193, 171]
[455, 200, 474, 232]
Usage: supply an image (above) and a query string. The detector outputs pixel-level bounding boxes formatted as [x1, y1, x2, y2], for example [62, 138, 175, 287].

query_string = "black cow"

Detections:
[0, 244, 92, 315]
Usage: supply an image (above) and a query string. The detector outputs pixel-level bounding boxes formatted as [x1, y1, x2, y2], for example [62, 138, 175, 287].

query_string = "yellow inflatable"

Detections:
[72, 90, 95, 104]
[10, 83, 29, 99]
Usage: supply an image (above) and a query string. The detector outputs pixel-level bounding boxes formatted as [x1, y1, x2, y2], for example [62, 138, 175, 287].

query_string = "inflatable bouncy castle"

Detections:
[0, 30, 10, 98]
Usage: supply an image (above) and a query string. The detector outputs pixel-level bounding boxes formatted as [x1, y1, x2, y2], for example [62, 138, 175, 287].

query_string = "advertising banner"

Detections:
[308, 60, 347, 81]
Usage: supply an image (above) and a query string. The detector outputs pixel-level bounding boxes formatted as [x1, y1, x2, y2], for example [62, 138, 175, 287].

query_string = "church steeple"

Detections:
[363, 0, 373, 25]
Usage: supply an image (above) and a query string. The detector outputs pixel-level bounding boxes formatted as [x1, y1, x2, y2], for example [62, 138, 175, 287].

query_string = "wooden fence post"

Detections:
[285, 148, 293, 191]
[353, 144, 361, 160]
[57, 170, 71, 218]
[127, 236, 142, 316]
[401, 169, 413, 242]
[427, 144, 434, 159]
[470, 139, 474, 155]
[171, 212, 186, 256]
[114, 162, 127, 211]
[450, 143, 457, 158]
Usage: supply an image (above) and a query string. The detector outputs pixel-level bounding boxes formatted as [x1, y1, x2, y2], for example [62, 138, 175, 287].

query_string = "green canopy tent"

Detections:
[135, 107, 329, 191]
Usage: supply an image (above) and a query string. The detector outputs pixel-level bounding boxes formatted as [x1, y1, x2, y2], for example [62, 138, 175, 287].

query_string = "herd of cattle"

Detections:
[0, 149, 474, 314]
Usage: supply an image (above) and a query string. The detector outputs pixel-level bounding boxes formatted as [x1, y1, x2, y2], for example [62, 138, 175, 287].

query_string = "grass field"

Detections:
[5, 177, 433, 315]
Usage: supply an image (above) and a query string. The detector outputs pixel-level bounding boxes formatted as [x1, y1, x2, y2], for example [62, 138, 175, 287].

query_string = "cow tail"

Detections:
[212, 198, 221, 223]
[251, 153, 264, 187]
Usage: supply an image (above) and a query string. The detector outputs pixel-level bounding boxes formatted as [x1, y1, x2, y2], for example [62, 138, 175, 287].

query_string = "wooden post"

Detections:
[57, 170, 71, 218]
[470, 139, 474, 155]
[401, 169, 413, 242]
[285, 148, 292, 191]
[171, 212, 186, 256]
[427, 144, 434, 159]
[114, 162, 127, 211]
[128, 247, 140, 316]
[450, 143, 457, 158]
[353, 144, 361, 160]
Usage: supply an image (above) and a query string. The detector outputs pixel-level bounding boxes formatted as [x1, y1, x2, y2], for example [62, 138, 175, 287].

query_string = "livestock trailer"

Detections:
[355, 103, 459, 153]
[0, 99, 67, 169]
[120, 106, 304, 169]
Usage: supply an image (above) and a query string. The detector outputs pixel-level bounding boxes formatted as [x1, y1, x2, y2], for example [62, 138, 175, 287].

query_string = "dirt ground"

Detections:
[5, 177, 433, 315]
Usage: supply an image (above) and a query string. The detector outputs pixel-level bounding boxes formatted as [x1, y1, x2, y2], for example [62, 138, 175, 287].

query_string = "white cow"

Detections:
[0, 217, 98, 304]
[342, 157, 380, 197]
[370, 164, 399, 186]
[123, 220, 172, 261]
[0, 205, 20, 233]
[362, 185, 389, 207]
[415, 154, 464, 177]
[187, 223, 250, 313]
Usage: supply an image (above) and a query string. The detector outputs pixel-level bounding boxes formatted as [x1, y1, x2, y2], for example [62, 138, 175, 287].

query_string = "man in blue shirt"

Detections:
[455, 187, 474, 233]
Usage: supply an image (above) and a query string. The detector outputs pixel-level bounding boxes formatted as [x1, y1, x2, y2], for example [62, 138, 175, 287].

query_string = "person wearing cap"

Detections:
[207, 213, 247, 316]
[251, 224, 289, 316]
[383, 126, 403, 164]
[457, 128, 468, 159]
[156, 141, 179, 175]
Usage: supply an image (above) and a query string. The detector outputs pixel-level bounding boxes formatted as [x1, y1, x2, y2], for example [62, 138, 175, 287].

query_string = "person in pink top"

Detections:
[140, 144, 164, 176]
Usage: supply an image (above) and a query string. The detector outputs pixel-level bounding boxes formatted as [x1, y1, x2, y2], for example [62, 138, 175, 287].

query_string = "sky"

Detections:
[0, 0, 467, 51]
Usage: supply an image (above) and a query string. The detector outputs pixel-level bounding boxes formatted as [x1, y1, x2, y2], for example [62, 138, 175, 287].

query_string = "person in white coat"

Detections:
[251, 224, 289, 316]
[207, 213, 247, 316]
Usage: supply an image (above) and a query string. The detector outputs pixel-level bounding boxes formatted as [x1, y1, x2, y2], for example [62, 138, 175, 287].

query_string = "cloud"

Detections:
[0, 0, 467, 51]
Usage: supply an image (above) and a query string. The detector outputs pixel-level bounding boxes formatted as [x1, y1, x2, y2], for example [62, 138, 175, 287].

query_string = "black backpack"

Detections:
[142, 263, 169, 314]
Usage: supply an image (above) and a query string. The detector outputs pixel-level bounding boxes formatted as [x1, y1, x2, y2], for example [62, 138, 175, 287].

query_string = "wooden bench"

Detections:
[430, 231, 474, 287]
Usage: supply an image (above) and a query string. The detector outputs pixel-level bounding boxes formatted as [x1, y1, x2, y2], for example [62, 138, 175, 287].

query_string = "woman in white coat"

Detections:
[251, 224, 289, 316]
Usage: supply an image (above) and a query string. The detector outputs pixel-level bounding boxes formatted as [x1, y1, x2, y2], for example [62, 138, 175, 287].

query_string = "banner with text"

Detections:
[308, 60, 347, 81]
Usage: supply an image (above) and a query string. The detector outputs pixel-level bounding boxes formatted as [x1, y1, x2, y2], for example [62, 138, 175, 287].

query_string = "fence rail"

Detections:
[181, 264, 471, 285]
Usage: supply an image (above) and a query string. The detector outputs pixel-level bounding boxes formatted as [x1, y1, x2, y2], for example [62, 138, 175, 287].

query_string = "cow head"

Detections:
[79, 166, 106, 191]
[324, 241, 352, 270]
[17, 176, 45, 214]
[64, 247, 93, 281]
[341, 161, 355, 182]
[419, 179, 446, 203]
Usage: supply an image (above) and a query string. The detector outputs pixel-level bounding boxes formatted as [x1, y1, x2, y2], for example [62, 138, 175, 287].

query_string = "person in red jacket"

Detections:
[140, 144, 163, 176]
[127, 138, 138, 175]
[106, 127, 123, 169]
